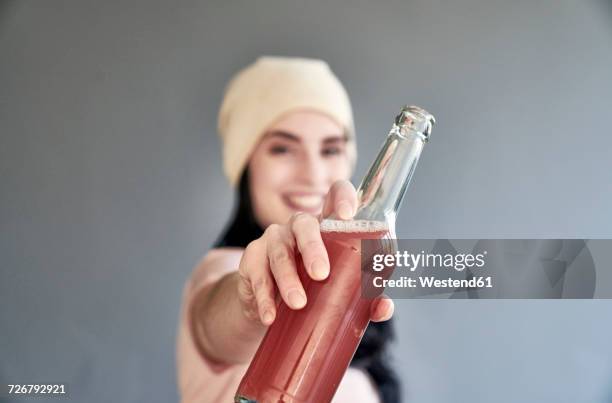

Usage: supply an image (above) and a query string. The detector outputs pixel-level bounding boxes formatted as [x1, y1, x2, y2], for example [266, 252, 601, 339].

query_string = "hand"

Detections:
[236, 179, 395, 326]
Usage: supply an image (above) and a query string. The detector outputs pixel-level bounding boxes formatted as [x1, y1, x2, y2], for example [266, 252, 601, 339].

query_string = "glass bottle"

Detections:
[235, 106, 436, 403]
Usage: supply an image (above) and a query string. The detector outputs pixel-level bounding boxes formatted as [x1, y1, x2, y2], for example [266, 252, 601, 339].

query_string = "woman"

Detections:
[177, 56, 399, 402]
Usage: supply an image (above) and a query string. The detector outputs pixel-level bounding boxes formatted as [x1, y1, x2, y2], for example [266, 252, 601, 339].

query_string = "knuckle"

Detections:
[277, 274, 299, 290]
[238, 257, 249, 278]
[244, 240, 258, 256]
[252, 276, 268, 292]
[238, 265, 249, 281]
[240, 243, 257, 274]
[265, 223, 281, 236]
[258, 295, 273, 309]
[273, 274, 300, 295]
[302, 238, 322, 252]
[237, 273, 252, 296]
[272, 248, 291, 264]
[242, 307, 259, 322]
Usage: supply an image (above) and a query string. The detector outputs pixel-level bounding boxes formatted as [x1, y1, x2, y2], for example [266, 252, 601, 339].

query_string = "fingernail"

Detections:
[311, 258, 329, 280]
[338, 201, 354, 220]
[381, 300, 394, 320]
[287, 289, 307, 309]
[262, 309, 275, 325]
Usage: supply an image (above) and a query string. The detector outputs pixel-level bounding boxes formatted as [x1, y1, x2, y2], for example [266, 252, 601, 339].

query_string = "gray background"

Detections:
[1, 0, 612, 402]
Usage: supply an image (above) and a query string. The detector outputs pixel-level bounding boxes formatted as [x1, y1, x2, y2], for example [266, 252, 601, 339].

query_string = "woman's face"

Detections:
[248, 110, 352, 228]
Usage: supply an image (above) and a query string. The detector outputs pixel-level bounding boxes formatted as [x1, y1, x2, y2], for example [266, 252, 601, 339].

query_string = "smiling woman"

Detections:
[249, 111, 352, 226]
[176, 56, 398, 403]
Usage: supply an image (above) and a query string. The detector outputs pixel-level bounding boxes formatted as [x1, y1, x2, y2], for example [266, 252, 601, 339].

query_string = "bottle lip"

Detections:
[395, 105, 435, 141]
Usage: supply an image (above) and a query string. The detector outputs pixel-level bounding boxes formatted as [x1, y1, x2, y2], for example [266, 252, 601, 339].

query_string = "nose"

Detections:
[296, 150, 328, 188]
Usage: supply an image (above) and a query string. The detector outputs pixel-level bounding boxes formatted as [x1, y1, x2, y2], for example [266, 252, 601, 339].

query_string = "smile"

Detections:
[283, 194, 324, 214]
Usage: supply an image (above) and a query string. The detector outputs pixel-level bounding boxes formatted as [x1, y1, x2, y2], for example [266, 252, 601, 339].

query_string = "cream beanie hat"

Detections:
[218, 56, 356, 186]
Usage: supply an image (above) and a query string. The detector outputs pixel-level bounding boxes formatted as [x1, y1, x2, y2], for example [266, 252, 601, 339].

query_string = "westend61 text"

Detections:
[373, 276, 493, 289]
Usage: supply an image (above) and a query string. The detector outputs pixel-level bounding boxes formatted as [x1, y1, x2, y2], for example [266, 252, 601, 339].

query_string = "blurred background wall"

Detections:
[1, 0, 612, 402]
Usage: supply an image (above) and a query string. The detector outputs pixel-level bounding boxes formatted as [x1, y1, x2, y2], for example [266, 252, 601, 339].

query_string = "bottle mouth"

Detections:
[394, 105, 435, 141]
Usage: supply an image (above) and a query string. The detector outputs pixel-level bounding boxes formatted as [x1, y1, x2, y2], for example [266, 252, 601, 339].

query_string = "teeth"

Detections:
[288, 195, 322, 209]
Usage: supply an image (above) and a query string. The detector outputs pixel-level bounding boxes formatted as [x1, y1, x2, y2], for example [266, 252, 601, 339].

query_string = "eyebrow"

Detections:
[266, 130, 348, 144]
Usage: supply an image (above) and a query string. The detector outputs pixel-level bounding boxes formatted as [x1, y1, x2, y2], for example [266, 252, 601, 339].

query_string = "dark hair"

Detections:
[215, 169, 401, 403]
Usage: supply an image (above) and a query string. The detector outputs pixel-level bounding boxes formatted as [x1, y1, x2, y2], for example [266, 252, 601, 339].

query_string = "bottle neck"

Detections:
[354, 124, 426, 227]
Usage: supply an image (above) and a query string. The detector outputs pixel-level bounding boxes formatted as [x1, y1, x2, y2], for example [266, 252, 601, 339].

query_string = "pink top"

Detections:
[176, 249, 381, 403]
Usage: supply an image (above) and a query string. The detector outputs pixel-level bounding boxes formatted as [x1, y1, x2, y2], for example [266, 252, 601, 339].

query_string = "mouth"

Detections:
[282, 193, 324, 215]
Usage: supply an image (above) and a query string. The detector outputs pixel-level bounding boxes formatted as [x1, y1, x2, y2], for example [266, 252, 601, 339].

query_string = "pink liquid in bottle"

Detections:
[235, 219, 391, 403]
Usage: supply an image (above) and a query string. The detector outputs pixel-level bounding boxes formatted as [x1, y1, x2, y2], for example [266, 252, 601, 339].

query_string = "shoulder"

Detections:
[187, 247, 245, 292]
[200, 247, 245, 268]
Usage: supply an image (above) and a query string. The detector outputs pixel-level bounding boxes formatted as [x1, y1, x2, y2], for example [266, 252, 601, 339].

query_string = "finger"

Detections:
[290, 212, 329, 280]
[238, 239, 272, 323]
[251, 266, 276, 325]
[321, 180, 358, 220]
[370, 296, 394, 322]
[241, 240, 277, 325]
[265, 224, 307, 310]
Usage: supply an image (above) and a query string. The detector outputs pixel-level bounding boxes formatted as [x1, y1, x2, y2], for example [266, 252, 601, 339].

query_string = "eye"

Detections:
[322, 146, 342, 156]
[269, 145, 290, 155]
